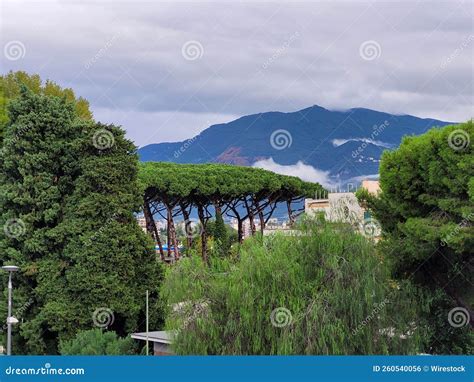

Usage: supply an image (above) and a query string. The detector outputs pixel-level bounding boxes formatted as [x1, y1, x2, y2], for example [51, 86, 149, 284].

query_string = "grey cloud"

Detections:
[1, 0, 472, 146]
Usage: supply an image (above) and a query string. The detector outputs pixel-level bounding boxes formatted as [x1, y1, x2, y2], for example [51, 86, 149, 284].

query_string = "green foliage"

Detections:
[212, 211, 228, 256]
[364, 121, 473, 353]
[0, 71, 93, 142]
[59, 329, 135, 355]
[139, 161, 324, 261]
[138, 162, 323, 203]
[162, 218, 425, 355]
[0, 88, 163, 354]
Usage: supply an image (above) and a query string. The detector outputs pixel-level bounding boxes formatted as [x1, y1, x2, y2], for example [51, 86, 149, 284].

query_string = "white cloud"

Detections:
[252, 158, 334, 187]
[331, 138, 393, 148]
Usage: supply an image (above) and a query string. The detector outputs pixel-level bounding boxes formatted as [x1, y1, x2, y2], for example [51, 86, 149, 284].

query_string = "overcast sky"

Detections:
[1, 0, 472, 147]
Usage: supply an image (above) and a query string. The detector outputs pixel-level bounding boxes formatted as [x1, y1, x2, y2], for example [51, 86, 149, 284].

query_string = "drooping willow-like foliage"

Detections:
[162, 217, 426, 355]
[138, 162, 325, 263]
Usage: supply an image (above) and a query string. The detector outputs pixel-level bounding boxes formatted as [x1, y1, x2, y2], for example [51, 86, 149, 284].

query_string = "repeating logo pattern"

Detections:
[92, 307, 115, 328]
[92, 129, 115, 150]
[360, 218, 381, 238]
[270, 129, 292, 150]
[3, 218, 26, 239]
[184, 218, 203, 239]
[448, 129, 470, 151]
[270, 307, 293, 328]
[359, 40, 381, 61]
[4, 41, 26, 61]
[447, 307, 470, 328]
[182, 40, 204, 61]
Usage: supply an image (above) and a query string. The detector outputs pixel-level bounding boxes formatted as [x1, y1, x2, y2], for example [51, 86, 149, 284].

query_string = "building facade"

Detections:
[305, 180, 381, 238]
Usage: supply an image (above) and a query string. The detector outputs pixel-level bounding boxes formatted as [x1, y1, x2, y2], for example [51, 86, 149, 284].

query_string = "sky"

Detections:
[1, 0, 473, 148]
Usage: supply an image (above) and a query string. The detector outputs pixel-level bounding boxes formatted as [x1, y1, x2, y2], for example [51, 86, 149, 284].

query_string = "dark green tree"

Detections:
[358, 121, 473, 354]
[213, 210, 228, 256]
[0, 88, 83, 353]
[0, 88, 162, 354]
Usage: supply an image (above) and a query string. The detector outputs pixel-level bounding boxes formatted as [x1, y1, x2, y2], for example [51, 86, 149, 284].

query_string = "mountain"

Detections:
[138, 105, 453, 186]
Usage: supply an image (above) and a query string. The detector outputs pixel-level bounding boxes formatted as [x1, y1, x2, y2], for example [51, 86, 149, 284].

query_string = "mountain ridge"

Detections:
[138, 105, 454, 185]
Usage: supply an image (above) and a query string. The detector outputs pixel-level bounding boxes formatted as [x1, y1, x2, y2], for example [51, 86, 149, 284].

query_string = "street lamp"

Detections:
[2, 265, 19, 356]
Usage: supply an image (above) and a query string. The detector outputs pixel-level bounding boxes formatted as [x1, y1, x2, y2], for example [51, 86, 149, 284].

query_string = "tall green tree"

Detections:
[0, 71, 92, 142]
[0, 88, 162, 354]
[213, 210, 228, 256]
[358, 121, 473, 354]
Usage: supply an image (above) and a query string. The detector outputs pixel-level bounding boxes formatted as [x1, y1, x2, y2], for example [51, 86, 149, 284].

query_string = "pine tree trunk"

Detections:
[166, 208, 171, 258]
[244, 198, 256, 235]
[230, 205, 244, 243]
[155, 228, 164, 261]
[237, 218, 243, 243]
[144, 201, 164, 260]
[167, 206, 180, 260]
[180, 202, 192, 249]
[255, 200, 265, 234]
[287, 200, 295, 226]
[249, 212, 256, 235]
[259, 210, 265, 234]
[197, 205, 208, 265]
[214, 203, 222, 215]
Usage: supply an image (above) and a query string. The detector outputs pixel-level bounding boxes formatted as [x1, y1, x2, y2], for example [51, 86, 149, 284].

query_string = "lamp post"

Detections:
[2, 265, 19, 356]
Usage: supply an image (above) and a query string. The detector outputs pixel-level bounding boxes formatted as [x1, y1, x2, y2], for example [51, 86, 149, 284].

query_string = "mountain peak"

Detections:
[138, 106, 452, 184]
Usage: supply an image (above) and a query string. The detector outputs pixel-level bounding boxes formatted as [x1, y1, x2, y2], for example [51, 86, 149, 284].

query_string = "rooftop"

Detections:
[131, 331, 173, 344]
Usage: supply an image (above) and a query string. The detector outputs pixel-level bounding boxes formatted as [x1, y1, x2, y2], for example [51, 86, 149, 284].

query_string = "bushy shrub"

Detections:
[59, 329, 136, 355]
[162, 218, 425, 355]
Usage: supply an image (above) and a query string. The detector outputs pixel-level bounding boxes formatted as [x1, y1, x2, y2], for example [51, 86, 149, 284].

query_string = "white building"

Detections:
[305, 180, 381, 238]
[136, 216, 167, 233]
